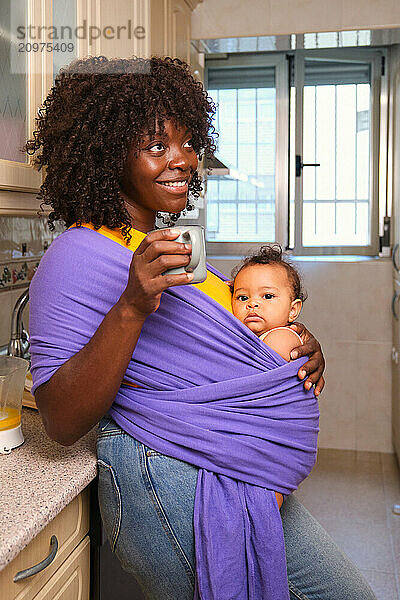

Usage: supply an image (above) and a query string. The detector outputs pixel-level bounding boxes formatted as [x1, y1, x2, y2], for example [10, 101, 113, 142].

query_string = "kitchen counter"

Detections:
[0, 408, 97, 571]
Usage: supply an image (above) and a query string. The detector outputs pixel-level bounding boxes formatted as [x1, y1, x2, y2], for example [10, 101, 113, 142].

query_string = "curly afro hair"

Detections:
[230, 244, 308, 302]
[24, 55, 218, 245]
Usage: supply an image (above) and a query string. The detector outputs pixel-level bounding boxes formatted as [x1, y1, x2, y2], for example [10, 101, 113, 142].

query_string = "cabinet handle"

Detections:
[393, 348, 399, 364]
[393, 243, 399, 272]
[13, 535, 58, 582]
[392, 291, 399, 321]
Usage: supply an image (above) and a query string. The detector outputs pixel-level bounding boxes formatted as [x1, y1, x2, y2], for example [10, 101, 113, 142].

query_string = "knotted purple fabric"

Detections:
[29, 227, 320, 600]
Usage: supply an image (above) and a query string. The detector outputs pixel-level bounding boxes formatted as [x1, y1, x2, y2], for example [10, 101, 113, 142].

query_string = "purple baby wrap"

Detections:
[29, 226, 320, 600]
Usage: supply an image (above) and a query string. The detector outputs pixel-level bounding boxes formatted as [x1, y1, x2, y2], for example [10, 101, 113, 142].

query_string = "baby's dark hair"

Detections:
[230, 244, 307, 302]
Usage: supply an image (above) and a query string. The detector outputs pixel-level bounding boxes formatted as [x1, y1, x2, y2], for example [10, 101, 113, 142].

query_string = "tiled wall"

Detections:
[209, 256, 393, 454]
[0, 215, 65, 348]
[1, 221, 393, 453]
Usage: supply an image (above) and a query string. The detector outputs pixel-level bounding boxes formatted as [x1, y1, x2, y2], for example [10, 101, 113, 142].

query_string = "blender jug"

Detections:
[0, 356, 29, 454]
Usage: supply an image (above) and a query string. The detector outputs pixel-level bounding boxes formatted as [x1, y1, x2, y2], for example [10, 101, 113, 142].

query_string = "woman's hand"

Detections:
[120, 228, 193, 319]
[289, 322, 325, 396]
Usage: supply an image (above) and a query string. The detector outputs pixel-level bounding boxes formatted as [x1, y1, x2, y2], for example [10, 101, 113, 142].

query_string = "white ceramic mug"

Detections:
[150, 225, 207, 284]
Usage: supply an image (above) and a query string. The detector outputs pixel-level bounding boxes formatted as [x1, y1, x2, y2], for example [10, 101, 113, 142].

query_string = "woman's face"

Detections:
[120, 118, 198, 232]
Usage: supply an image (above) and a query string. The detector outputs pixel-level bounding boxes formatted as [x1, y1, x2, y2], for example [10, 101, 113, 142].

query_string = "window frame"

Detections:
[202, 52, 289, 257]
[198, 47, 387, 257]
[290, 47, 384, 256]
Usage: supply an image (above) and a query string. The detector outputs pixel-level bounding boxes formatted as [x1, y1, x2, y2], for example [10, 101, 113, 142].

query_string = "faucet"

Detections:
[8, 287, 30, 359]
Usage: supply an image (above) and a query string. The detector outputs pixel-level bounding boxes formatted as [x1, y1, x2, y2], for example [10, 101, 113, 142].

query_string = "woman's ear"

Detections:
[289, 299, 302, 322]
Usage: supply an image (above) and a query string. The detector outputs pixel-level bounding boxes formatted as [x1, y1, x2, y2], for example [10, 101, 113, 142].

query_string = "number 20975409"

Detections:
[18, 42, 74, 53]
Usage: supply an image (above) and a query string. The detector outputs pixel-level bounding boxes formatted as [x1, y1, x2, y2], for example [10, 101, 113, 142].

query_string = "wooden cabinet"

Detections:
[0, 0, 202, 205]
[0, 488, 90, 600]
[98, 0, 199, 65]
[393, 280, 400, 459]
[168, 0, 192, 64]
[32, 537, 90, 600]
[0, 0, 43, 192]
[0, 0, 96, 194]
[391, 45, 400, 463]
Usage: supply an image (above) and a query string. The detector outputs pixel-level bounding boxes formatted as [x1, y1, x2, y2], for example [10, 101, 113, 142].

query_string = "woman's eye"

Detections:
[148, 142, 165, 151]
[184, 139, 194, 148]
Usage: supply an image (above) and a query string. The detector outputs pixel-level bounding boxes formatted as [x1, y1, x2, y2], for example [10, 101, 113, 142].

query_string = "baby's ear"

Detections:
[289, 298, 302, 322]
[226, 279, 234, 293]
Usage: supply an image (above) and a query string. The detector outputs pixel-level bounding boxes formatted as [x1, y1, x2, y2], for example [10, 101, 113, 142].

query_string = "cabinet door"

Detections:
[393, 279, 400, 460]
[0, 0, 98, 194]
[0, 488, 89, 600]
[0, 0, 42, 191]
[150, 0, 169, 59]
[33, 536, 90, 600]
[392, 56, 400, 276]
[168, 0, 191, 64]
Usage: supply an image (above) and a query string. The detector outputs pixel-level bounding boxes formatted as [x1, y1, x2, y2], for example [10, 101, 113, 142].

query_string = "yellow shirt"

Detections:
[68, 223, 233, 313]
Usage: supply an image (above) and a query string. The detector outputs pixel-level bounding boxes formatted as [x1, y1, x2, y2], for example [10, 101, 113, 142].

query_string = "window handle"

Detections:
[296, 155, 321, 177]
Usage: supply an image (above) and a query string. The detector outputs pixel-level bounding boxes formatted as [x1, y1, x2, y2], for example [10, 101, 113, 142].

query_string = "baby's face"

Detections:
[231, 264, 301, 337]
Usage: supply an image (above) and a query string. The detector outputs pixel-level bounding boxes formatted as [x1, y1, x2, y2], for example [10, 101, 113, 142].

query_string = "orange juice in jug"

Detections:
[0, 406, 21, 431]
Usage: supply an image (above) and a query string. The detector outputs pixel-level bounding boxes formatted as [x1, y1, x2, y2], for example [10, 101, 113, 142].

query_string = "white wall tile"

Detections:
[0, 287, 30, 349]
[0, 291, 12, 347]
[355, 341, 393, 453]
[0, 217, 12, 262]
[9, 287, 30, 333]
[0, 215, 60, 352]
[209, 258, 393, 452]
[317, 341, 358, 450]
[356, 262, 392, 343]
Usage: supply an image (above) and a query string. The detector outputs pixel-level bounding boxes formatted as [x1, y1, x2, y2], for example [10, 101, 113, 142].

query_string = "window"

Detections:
[202, 54, 289, 255]
[198, 49, 383, 256]
[290, 50, 382, 255]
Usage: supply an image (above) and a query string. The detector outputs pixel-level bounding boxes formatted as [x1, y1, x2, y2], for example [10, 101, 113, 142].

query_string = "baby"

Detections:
[229, 244, 306, 361]
[229, 245, 308, 510]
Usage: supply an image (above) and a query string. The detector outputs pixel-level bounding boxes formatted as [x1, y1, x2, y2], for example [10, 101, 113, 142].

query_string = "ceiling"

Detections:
[192, 28, 400, 54]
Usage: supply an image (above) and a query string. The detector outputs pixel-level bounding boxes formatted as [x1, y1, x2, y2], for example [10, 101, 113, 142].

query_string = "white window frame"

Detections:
[290, 47, 384, 256]
[201, 53, 289, 257]
[192, 48, 387, 257]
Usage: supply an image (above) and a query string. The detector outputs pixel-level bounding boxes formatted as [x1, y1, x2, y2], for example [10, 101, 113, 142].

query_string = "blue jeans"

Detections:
[96, 415, 377, 600]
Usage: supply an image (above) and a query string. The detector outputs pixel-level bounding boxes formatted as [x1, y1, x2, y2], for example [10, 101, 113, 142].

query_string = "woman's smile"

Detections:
[119, 118, 198, 232]
[155, 178, 189, 194]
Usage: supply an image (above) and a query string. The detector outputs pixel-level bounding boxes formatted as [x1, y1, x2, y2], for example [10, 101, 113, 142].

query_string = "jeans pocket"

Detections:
[143, 444, 165, 458]
[97, 459, 122, 552]
[97, 415, 125, 438]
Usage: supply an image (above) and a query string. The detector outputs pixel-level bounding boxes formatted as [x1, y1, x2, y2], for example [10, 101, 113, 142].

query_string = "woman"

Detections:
[26, 55, 375, 600]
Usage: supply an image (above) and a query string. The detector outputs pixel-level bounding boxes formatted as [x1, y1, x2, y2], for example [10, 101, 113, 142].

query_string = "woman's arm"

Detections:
[35, 228, 193, 446]
[289, 322, 325, 396]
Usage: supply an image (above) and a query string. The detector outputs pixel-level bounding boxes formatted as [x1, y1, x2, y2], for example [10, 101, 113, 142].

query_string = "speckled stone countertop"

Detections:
[0, 407, 98, 571]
